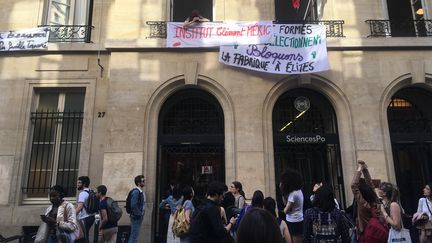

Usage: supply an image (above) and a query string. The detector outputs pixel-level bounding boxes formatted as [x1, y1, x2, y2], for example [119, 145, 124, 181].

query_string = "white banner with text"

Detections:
[167, 21, 274, 47]
[219, 24, 329, 74]
[0, 27, 50, 51]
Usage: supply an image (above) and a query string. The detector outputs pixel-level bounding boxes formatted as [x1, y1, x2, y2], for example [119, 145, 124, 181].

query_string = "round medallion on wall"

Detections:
[294, 96, 310, 112]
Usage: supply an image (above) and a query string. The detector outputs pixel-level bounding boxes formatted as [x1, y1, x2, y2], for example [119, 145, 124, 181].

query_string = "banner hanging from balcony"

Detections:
[0, 27, 49, 51]
[219, 24, 329, 74]
[167, 21, 274, 47]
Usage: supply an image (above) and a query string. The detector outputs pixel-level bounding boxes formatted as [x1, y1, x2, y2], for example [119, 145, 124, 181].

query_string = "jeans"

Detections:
[47, 232, 72, 243]
[128, 216, 143, 243]
[75, 215, 95, 243]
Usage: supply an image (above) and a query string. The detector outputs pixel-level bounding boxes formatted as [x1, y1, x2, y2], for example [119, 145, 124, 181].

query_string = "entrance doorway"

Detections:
[388, 87, 432, 214]
[155, 88, 225, 242]
[273, 88, 345, 210]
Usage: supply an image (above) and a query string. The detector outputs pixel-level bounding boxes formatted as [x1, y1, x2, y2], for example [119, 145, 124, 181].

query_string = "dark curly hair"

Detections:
[279, 169, 303, 196]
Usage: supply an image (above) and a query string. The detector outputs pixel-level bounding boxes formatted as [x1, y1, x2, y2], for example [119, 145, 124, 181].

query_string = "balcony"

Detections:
[366, 20, 432, 37]
[146, 20, 345, 39]
[39, 25, 93, 43]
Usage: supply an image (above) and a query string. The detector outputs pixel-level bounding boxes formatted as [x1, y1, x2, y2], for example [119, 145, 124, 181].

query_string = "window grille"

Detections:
[23, 90, 84, 197]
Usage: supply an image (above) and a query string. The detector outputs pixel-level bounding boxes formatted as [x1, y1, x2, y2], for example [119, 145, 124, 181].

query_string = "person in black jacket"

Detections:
[189, 181, 237, 243]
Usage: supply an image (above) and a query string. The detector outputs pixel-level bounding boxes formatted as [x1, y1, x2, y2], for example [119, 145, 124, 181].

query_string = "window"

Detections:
[24, 89, 85, 197]
[171, 0, 213, 22]
[386, 0, 427, 36]
[44, 0, 92, 26]
[275, 0, 321, 22]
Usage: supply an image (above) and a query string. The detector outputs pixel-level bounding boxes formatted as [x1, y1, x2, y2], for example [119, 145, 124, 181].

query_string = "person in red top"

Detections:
[351, 160, 386, 242]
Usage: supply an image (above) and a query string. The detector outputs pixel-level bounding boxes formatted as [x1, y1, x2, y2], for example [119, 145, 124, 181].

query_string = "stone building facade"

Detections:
[1, 0, 432, 242]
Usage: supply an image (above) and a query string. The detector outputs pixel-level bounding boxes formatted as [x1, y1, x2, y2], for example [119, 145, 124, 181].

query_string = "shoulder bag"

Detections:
[387, 203, 411, 243]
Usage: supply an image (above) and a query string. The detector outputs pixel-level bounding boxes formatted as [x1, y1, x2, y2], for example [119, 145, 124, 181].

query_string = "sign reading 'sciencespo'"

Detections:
[286, 134, 326, 144]
[167, 21, 274, 47]
[219, 24, 329, 74]
[0, 27, 50, 51]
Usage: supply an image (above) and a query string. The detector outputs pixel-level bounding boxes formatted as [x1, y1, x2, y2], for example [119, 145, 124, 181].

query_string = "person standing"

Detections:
[229, 181, 246, 210]
[75, 176, 95, 243]
[263, 197, 293, 243]
[159, 185, 183, 243]
[236, 207, 284, 243]
[189, 181, 237, 243]
[279, 169, 304, 243]
[128, 175, 146, 243]
[414, 183, 432, 243]
[180, 186, 195, 243]
[303, 184, 350, 243]
[41, 185, 80, 243]
[96, 185, 118, 243]
[352, 160, 387, 243]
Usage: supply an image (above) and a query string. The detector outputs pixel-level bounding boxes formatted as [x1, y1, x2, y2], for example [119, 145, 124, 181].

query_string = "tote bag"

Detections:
[388, 204, 412, 243]
[387, 227, 411, 243]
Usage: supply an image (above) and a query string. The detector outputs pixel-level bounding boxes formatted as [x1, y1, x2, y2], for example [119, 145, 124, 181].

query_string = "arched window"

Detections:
[273, 88, 344, 210]
[388, 87, 432, 214]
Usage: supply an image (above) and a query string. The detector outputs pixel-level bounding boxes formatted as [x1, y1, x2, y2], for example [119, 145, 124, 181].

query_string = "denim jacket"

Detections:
[130, 187, 146, 218]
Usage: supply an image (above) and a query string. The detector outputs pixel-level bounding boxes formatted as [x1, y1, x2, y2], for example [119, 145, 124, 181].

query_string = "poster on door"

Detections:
[201, 166, 213, 174]
[219, 24, 329, 74]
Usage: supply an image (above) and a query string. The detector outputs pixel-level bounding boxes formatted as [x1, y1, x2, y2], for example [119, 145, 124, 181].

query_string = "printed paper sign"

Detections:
[0, 27, 50, 51]
[167, 21, 274, 47]
[219, 24, 330, 74]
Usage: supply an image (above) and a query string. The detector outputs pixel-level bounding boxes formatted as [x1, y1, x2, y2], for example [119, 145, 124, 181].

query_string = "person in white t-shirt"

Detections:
[279, 169, 304, 243]
[75, 176, 95, 243]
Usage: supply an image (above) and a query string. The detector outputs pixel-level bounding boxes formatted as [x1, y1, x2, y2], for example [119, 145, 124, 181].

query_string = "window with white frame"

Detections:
[171, 0, 213, 22]
[44, 0, 92, 26]
[24, 88, 85, 197]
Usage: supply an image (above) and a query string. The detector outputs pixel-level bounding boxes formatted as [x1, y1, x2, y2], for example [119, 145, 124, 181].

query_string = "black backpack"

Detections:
[311, 210, 341, 243]
[125, 188, 142, 214]
[84, 189, 99, 214]
[106, 197, 123, 223]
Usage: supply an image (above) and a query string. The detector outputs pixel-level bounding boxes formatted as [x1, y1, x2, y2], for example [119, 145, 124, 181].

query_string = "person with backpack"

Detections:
[126, 175, 146, 243]
[352, 160, 388, 243]
[229, 181, 246, 210]
[303, 184, 350, 243]
[188, 181, 237, 243]
[263, 197, 293, 243]
[279, 169, 304, 243]
[75, 176, 96, 243]
[177, 186, 195, 243]
[159, 185, 183, 243]
[96, 185, 118, 243]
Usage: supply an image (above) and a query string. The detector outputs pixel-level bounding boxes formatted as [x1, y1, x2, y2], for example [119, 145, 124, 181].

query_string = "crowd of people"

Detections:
[157, 160, 432, 243]
[36, 175, 147, 243]
[34, 159, 432, 243]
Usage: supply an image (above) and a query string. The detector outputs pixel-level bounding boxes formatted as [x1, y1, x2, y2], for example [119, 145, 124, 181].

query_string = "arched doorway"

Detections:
[388, 87, 432, 214]
[155, 88, 225, 242]
[272, 88, 345, 210]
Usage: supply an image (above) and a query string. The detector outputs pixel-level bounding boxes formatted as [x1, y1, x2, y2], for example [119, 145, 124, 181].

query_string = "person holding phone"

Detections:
[41, 185, 80, 243]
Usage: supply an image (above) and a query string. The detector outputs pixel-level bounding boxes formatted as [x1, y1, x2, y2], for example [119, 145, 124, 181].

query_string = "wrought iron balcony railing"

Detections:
[146, 20, 345, 39]
[366, 20, 432, 37]
[39, 25, 93, 43]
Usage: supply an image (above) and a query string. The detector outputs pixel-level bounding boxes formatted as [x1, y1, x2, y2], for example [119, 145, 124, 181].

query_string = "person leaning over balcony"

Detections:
[184, 9, 210, 27]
